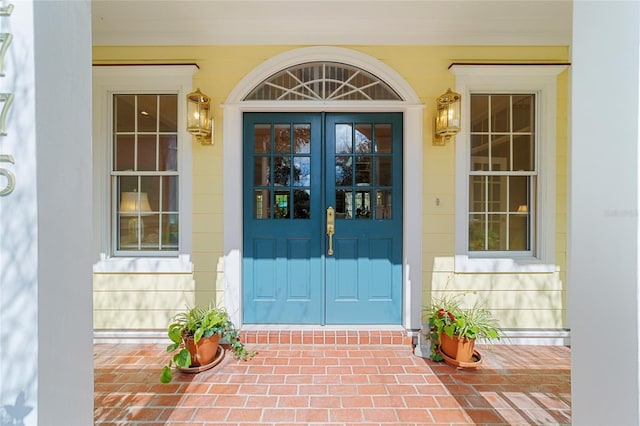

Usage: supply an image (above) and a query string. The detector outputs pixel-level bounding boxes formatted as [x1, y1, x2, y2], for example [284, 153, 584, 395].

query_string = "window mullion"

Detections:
[484, 176, 489, 250]
[134, 96, 139, 173]
[156, 95, 160, 172]
[136, 176, 142, 250]
[321, 63, 325, 100]
[488, 96, 492, 172]
[158, 176, 164, 251]
[505, 176, 510, 251]
[509, 95, 514, 171]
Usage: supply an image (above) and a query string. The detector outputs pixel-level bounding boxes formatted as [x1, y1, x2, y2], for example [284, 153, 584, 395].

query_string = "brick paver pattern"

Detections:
[94, 335, 571, 425]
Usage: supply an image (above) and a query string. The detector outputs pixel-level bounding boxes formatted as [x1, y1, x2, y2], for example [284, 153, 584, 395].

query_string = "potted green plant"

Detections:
[424, 294, 500, 366]
[160, 303, 256, 383]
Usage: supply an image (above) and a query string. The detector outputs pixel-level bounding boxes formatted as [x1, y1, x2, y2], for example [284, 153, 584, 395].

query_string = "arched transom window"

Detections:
[244, 62, 403, 101]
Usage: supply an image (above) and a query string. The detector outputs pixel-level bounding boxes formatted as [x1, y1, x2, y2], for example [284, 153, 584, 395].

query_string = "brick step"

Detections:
[238, 329, 412, 345]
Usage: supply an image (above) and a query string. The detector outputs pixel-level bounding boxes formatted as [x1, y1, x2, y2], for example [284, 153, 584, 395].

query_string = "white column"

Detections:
[34, 2, 93, 424]
[0, 1, 93, 425]
[571, 2, 640, 424]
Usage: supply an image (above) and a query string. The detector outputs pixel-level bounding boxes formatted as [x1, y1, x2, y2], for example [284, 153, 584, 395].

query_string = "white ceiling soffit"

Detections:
[91, 0, 572, 46]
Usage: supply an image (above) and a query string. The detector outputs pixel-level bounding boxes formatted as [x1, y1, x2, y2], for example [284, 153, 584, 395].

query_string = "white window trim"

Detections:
[452, 65, 567, 273]
[92, 65, 195, 273]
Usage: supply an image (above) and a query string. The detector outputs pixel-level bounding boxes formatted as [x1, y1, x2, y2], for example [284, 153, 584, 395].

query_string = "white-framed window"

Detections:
[468, 93, 536, 253]
[92, 65, 195, 273]
[452, 64, 567, 273]
[112, 93, 180, 254]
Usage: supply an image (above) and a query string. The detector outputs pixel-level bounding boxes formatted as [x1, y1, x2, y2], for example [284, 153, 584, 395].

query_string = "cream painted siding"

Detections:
[430, 272, 565, 329]
[93, 45, 569, 331]
[93, 273, 199, 329]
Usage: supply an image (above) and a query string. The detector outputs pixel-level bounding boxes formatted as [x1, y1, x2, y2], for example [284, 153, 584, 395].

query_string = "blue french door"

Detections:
[243, 112, 402, 324]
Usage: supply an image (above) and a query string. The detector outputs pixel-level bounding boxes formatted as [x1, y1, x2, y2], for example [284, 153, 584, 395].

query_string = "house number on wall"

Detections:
[0, 2, 13, 197]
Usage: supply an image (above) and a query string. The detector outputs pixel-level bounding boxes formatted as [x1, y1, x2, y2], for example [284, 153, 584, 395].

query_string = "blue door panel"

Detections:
[243, 113, 322, 324]
[252, 239, 277, 299]
[287, 239, 312, 299]
[369, 239, 393, 299]
[332, 238, 358, 299]
[324, 113, 403, 324]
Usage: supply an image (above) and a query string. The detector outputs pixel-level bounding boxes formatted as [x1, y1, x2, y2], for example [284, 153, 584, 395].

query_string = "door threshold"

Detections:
[238, 326, 412, 346]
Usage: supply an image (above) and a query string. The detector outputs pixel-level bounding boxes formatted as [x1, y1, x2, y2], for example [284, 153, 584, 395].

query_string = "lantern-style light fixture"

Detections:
[434, 88, 461, 145]
[186, 88, 213, 145]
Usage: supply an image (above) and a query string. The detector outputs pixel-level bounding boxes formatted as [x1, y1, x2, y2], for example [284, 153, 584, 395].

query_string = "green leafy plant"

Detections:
[160, 304, 256, 383]
[424, 294, 501, 361]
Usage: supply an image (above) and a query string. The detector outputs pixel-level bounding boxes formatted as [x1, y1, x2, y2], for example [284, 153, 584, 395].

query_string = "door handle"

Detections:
[326, 206, 335, 255]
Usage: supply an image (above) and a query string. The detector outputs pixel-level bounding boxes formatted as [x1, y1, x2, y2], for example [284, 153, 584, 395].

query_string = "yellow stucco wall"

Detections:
[93, 45, 569, 331]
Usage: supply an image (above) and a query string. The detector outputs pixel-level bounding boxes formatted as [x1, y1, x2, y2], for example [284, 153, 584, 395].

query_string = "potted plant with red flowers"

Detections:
[424, 294, 501, 367]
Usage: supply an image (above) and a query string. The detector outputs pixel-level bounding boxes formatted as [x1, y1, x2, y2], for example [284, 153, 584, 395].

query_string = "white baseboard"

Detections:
[496, 328, 571, 346]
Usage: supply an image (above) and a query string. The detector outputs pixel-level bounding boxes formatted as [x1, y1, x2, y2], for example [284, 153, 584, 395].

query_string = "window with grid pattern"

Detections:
[468, 94, 536, 253]
[112, 94, 179, 254]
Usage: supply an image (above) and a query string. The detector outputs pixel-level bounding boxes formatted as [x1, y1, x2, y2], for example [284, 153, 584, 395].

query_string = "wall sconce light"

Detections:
[434, 88, 461, 145]
[187, 88, 213, 145]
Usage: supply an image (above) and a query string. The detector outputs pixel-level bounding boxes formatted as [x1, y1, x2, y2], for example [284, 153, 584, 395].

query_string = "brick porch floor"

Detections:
[94, 332, 571, 425]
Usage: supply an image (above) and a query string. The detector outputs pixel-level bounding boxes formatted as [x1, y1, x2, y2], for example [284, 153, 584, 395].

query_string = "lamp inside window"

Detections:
[187, 88, 213, 144]
[434, 88, 461, 145]
[120, 190, 153, 245]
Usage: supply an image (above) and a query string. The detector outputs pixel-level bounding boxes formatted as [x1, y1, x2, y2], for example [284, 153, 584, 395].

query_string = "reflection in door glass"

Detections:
[375, 157, 392, 186]
[273, 157, 290, 185]
[254, 189, 270, 219]
[355, 156, 371, 185]
[355, 124, 372, 153]
[374, 124, 392, 153]
[274, 190, 289, 219]
[355, 190, 371, 219]
[335, 156, 352, 186]
[293, 189, 310, 218]
[254, 157, 270, 185]
[293, 157, 310, 186]
[274, 124, 290, 153]
[335, 189, 352, 219]
[335, 124, 352, 154]
[254, 124, 271, 153]
[375, 190, 392, 219]
[294, 124, 311, 153]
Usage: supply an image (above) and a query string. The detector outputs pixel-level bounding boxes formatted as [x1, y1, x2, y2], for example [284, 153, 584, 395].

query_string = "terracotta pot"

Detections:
[439, 333, 476, 363]
[185, 334, 220, 367]
[438, 347, 483, 369]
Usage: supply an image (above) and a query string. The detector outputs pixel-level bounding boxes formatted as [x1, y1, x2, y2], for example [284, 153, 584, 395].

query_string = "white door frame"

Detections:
[222, 47, 424, 330]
